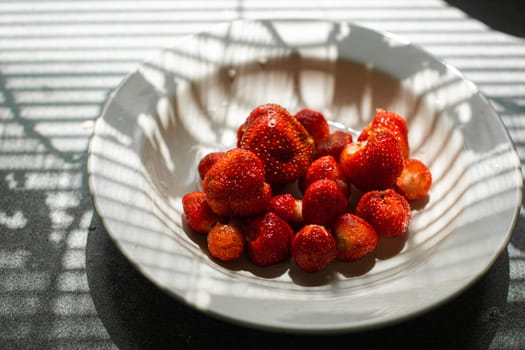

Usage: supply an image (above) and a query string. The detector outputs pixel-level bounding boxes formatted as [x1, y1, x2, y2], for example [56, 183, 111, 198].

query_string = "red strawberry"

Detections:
[294, 108, 330, 145]
[299, 155, 351, 197]
[359, 108, 409, 158]
[245, 212, 294, 267]
[339, 131, 404, 192]
[238, 104, 315, 185]
[202, 148, 271, 217]
[333, 213, 378, 261]
[302, 179, 348, 227]
[356, 189, 411, 237]
[316, 130, 353, 159]
[291, 225, 337, 272]
[207, 222, 245, 261]
[198, 151, 225, 179]
[182, 192, 219, 234]
[395, 158, 432, 201]
[270, 194, 303, 227]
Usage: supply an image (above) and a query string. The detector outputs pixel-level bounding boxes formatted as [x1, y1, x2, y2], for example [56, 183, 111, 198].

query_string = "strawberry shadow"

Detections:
[410, 194, 431, 211]
[287, 261, 339, 286]
[287, 252, 378, 287]
[375, 234, 408, 260]
[335, 254, 377, 277]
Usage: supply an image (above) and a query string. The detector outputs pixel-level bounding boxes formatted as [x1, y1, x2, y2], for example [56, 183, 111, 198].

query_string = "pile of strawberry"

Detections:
[182, 104, 432, 273]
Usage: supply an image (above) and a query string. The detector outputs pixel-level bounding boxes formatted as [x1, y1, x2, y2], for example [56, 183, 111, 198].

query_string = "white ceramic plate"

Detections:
[87, 19, 522, 333]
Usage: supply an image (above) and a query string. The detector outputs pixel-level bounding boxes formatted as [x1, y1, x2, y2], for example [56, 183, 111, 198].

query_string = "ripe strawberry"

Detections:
[356, 189, 411, 237]
[202, 148, 271, 217]
[291, 225, 337, 272]
[270, 194, 303, 227]
[207, 222, 245, 261]
[294, 108, 330, 145]
[182, 192, 219, 234]
[339, 131, 404, 192]
[359, 108, 409, 158]
[245, 212, 294, 267]
[315, 130, 353, 159]
[333, 213, 378, 261]
[395, 158, 432, 201]
[302, 179, 348, 227]
[238, 104, 315, 185]
[299, 155, 351, 197]
[197, 151, 225, 179]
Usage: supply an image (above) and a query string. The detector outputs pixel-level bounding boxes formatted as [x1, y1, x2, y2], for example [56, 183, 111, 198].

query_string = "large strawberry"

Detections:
[202, 148, 271, 217]
[359, 108, 410, 158]
[292, 225, 337, 272]
[339, 131, 404, 192]
[182, 192, 219, 234]
[356, 189, 411, 237]
[245, 212, 294, 267]
[238, 104, 315, 185]
[302, 179, 348, 227]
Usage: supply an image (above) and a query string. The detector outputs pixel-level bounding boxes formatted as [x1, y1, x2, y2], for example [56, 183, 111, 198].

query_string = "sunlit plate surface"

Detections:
[87, 19, 522, 332]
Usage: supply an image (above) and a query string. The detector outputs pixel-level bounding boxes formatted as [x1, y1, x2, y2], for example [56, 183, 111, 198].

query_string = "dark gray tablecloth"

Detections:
[1, 1, 524, 349]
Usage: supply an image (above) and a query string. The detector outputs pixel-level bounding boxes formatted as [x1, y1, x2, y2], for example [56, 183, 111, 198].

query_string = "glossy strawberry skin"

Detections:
[333, 213, 378, 261]
[294, 108, 330, 145]
[299, 155, 351, 197]
[245, 212, 294, 267]
[182, 192, 219, 234]
[339, 131, 404, 192]
[359, 108, 409, 158]
[202, 148, 271, 217]
[292, 225, 337, 272]
[238, 104, 315, 185]
[198, 151, 225, 179]
[315, 130, 353, 159]
[270, 194, 303, 227]
[356, 189, 411, 237]
[302, 179, 348, 227]
[207, 222, 245, 261]
[395, 158, 432, 201]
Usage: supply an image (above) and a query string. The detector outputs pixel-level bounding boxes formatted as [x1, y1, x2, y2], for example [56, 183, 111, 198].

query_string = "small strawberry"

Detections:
[294, 108, 330, 145]
[339, 131, 404, 192]
[182, 192, 219, 234]
[203, 148, 271, 217]
[207, 222, 245, 261]
[302, 179, 348, 227]
[395, 158, 432, 201]
[197, 151, 225, 179]
[315, 130, 353, 159]
[238, 104, 315, 185]
[333, 213, 378, 261]
[356, 189, 411, 237]
[245, 212, 294, 267]
[359, 108, 409, 158]
[270, 194, 303, 227]
[299, 155, 351, 197]
[292, 225, 337, 272]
